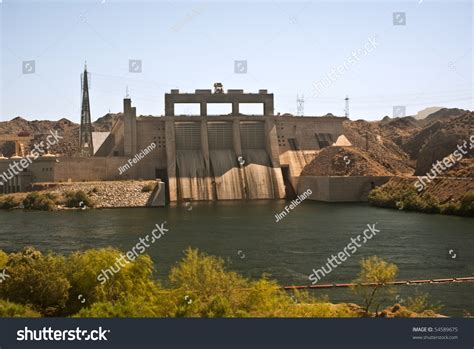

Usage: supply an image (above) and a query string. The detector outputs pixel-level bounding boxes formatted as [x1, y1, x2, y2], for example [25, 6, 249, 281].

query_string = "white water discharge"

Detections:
[209, 149, 244, 200]
[242, 149, 275, 199]
[176, 150, 213, 200]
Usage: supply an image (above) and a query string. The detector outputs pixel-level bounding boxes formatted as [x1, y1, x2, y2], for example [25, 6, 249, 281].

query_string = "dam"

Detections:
[0, 85, 350, 202]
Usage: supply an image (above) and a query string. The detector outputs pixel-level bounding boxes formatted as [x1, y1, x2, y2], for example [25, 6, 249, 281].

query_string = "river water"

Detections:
[0, 201, 472, 316]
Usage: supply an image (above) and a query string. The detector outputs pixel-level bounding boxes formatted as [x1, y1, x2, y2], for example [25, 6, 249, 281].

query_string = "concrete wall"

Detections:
[275, 116, 346, 153]
[165, 90, 274, 116]
[94, 115, 125, 157]
[123, 98, 137, 157]
[297, 176, 392, 202]
[53, 156, 164, 182]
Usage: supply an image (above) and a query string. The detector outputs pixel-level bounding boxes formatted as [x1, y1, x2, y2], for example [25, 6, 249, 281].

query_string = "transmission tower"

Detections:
[296, 94, 304, 116]
[344, 95, 350, 118]
[79, 62, 94, 157]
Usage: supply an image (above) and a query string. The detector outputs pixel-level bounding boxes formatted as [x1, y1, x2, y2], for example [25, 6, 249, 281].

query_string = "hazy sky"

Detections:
[1, 0, 472, 122]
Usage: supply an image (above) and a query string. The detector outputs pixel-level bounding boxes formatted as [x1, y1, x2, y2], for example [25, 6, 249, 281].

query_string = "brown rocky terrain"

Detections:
[0, 114, 120, 157]
[341, 108, 473, 177]
[301, 146, 392, 176]
[382, 176, 474, 204]
[412, 111, 473, 175]
[342, 119, 416, 175]
[5, 180, 159, 209]
[45, 180, 157, 208]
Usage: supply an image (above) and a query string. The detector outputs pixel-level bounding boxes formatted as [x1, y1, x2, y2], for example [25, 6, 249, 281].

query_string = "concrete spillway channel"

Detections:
[173, 120, 281, 201]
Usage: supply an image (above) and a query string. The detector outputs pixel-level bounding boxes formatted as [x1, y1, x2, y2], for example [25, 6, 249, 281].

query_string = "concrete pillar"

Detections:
[131, 107, 137, 155]
[200, 120, 214, 200]
[233, 119, 247, 198]
[232, 119, 242, 157]
[165, 120, 178, 201]
[201, 120, 210, 167]
[232, 102, 239, 115]
[123, 98, 134, 157]
[264, 96, 274, 116]
[265, 118, 285, 199]
[200, 102, 207, 116]
[265, 118, 281, 167]
[165, 99, 174, 116]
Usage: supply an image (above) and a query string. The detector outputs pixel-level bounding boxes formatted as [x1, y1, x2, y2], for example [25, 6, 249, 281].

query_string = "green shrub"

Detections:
[0, 251, 7, 270]
[0, 247, 70, 316]
[64, 190, 94, 208]
[405, 291, 442, 313]
[0, 195, 21, 209]
[440, 202, 460, 215]
[64, 248, 159, 315]
[369, 185, 442, 214]
[22, 192, 56, 211]
[458, 191, 474, 217]
[141, 183, 156, 193]
[0, 247, 421, 318]
[0, 300, 41, 317]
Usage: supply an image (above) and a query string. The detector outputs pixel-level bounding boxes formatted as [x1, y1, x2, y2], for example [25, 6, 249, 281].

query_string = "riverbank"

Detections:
[368, 176, 474, 217]
[0, 180, 161, 210]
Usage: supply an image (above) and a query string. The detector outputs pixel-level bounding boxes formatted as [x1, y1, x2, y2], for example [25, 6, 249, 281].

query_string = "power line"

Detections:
[296, 94, 304, 116]
[344, 95, 349, 118]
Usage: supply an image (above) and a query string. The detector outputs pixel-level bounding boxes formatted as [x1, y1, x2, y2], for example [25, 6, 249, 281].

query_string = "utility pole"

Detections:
[344, 95, 350, 118]
[296, 94, 304, 116]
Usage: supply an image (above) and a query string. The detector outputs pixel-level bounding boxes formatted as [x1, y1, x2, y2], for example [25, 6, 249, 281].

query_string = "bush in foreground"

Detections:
[0, 300, 41, 317]
[351, 256, 398, 316]
[0, 247, 443, 318]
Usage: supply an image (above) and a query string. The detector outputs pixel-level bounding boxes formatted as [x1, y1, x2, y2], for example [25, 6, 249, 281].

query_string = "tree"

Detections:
[0, 247, 70, 316]
[351, 256, 398, 316]
[169, 248, 249, 317]
[64, 248, 159, 315]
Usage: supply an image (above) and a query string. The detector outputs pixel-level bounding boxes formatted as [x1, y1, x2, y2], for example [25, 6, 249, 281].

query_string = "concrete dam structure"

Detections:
[1, 86, 349, 202]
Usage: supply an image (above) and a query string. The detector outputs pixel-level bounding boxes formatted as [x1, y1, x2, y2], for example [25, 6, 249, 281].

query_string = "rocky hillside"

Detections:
[412, 111, 473, 175]
[0, 114, 120, 157]
[342, 119, 415, 175]
[301, 146, 392, 176]
[342, 108, 473, 177]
